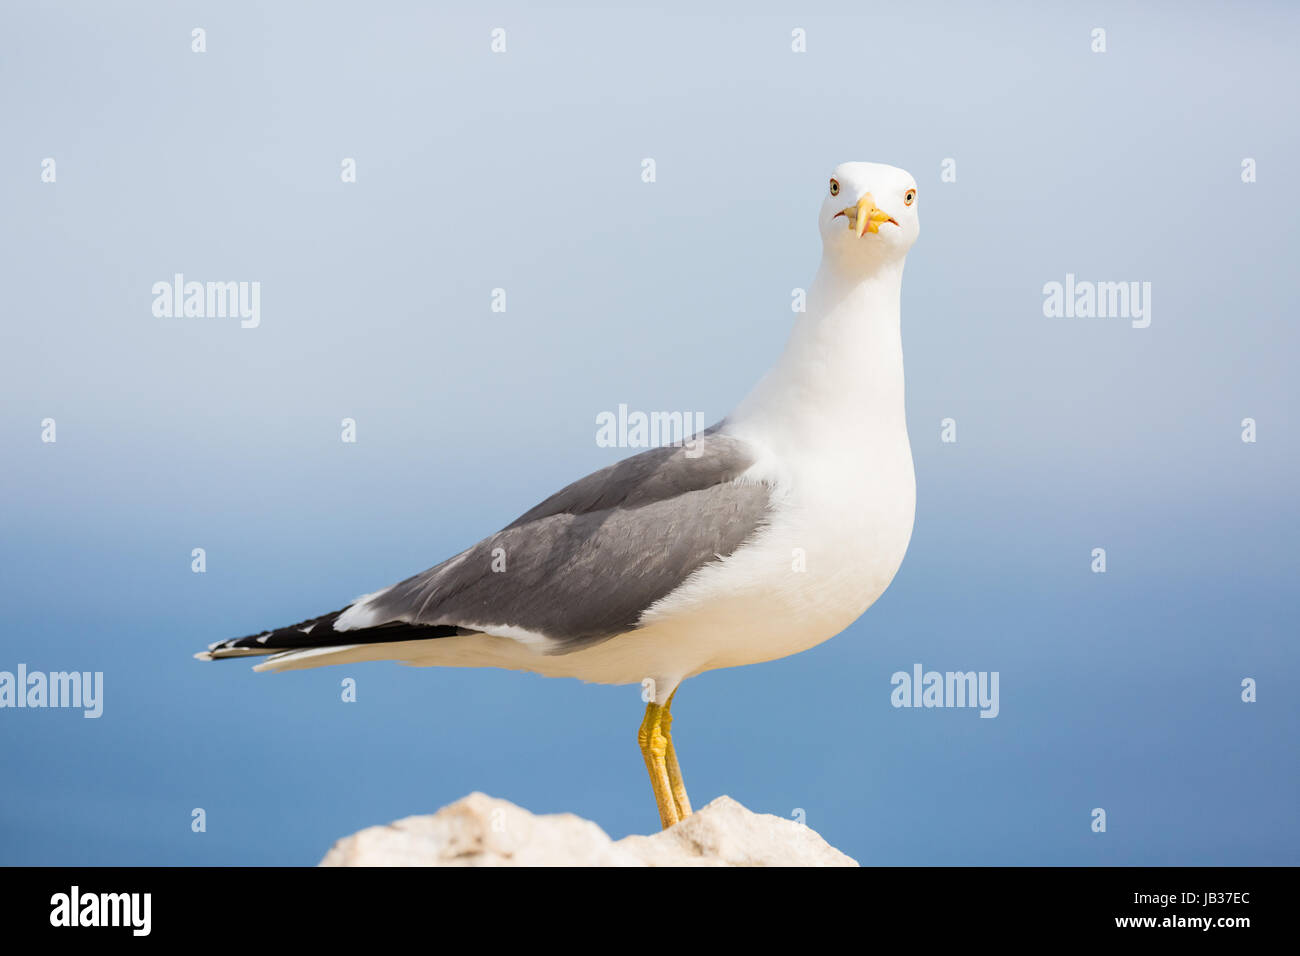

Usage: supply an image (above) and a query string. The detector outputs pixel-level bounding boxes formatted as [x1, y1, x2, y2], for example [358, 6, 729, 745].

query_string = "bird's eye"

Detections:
[829, 179, 840, 196]
[904, 188, 916, 206]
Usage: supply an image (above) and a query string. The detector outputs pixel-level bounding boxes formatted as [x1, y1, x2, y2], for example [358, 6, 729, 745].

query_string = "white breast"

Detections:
[634, 423, 915, 675]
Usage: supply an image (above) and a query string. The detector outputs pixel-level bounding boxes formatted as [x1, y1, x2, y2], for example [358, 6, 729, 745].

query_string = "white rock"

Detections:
[319, 792, 857, 867]
[319, 793, 640, 867]
[615, 795, 857, 867]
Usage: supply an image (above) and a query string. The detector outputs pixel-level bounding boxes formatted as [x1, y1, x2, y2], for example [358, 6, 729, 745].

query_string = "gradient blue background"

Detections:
[2, 0, 1296, 865]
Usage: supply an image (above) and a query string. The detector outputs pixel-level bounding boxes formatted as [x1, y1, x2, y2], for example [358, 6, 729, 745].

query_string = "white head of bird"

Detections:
[818, 161, 919, 273]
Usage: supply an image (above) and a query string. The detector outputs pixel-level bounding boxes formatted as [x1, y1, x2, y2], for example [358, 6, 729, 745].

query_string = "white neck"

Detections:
[728, 256, 909, 456]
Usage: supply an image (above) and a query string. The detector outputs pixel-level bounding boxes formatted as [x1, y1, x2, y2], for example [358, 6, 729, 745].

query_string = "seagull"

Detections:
[197, 162, 920, 830]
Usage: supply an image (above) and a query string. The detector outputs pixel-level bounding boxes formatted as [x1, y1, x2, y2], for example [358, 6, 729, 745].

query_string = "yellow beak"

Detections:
[834, 192, 898, 237]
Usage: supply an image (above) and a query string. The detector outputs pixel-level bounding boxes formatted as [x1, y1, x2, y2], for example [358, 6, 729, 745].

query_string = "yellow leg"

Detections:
[638, 700, 680, 830]
[662, 690, 692, 817]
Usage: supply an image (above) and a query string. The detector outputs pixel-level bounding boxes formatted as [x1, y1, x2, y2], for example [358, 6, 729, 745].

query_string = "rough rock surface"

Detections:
[319, 792, 857, 867]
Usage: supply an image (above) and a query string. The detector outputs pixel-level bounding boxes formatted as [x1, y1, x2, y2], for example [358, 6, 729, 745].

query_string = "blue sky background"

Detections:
[1, 0, 1296, 865]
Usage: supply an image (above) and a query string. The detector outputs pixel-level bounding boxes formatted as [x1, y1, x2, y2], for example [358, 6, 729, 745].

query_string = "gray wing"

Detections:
[353, 427, 771, 653]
